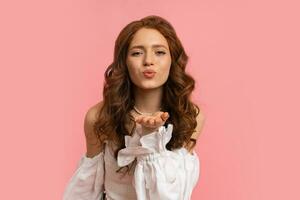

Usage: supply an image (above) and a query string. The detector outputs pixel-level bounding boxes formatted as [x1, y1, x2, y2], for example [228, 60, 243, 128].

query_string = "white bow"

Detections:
[117, 124, 173, 167]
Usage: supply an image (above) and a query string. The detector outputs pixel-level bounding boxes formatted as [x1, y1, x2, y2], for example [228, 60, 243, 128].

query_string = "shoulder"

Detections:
[84, 101, 104, 135]
[191, 104, 206, 140]
[183, 103, 206, 153]
[85, 101, 103, 122]
[195, 105, 205, 133]
[84, 101, 105, 156]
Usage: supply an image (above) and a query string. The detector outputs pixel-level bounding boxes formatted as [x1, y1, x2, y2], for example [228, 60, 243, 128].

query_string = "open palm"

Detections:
[134, 111, 169, 130]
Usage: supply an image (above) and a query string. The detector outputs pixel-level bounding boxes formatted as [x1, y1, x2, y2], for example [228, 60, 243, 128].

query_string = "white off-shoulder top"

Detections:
[63, 123, 200, 200]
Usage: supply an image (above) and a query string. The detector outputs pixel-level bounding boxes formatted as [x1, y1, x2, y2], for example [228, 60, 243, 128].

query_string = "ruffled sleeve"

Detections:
[117, 124, 200, 200]
[63, 152, 105, 200]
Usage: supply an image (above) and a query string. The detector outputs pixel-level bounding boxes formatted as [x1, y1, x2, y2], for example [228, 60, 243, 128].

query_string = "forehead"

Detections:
[129, 28, 169, 50]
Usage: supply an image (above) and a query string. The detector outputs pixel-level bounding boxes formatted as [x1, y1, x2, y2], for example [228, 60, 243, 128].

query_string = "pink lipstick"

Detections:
[143, 72, 156, 78]
[142, 69, 156, 78]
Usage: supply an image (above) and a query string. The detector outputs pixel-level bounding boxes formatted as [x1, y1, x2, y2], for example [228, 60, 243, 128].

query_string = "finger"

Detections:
[155, 117, 163, 124]
[142, 117, 156, 128]
[142, 116, 151, 124]
[161, 112, 169, 121]
[135, 116, 141, 123]
[136, 116, 146, 124]
[165, 111, 169, 116]
[149, 118, 155, 126]
[154, 111, 163, 118]
[161, 112, 166, 119]
[145, 117, 152, 124]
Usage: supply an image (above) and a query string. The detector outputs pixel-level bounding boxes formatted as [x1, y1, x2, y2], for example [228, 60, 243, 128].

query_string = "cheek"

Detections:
[159, 60, 171, 76]
[126, 63, 140, 82]
[159, 55, 171, 69]
[161, 67, 171, 80]
[127, 67, 137, 80]
[127, 57, 142, 69]
[126, 59, 137, 73]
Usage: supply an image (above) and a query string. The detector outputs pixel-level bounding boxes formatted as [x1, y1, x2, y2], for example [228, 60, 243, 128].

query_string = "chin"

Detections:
[136, 83, 163, 90]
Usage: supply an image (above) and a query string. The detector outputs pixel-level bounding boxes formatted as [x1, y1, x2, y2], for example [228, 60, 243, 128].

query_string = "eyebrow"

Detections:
[129, 44, 168, 50]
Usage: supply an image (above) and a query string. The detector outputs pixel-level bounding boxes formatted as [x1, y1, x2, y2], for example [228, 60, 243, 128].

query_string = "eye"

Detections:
[131, 52, 142, 56]
[156, 51, 166, 55]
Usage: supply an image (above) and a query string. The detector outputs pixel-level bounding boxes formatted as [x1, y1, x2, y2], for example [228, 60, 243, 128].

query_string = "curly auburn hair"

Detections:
[93, 15, 201, 175]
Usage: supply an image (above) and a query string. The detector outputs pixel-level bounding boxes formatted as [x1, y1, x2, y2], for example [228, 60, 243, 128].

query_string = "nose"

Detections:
[143, 52, 154, 66]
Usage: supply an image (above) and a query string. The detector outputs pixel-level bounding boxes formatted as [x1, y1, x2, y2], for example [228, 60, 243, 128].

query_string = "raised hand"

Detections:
[134, 111, 169, 135]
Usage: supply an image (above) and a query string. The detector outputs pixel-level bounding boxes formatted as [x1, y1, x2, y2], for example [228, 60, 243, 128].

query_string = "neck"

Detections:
[133, 86, 163, 114]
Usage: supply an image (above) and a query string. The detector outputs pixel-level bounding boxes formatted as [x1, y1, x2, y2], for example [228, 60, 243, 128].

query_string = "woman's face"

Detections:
[126, 28, 172, 90]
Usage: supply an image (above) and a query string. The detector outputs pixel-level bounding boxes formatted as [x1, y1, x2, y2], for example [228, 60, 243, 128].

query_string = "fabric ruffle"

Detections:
[117, 123, 173, 167]
[117, 123, 200, 200]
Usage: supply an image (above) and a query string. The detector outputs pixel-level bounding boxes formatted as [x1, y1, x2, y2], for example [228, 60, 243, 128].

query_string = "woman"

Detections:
[63, 15, 205, 200]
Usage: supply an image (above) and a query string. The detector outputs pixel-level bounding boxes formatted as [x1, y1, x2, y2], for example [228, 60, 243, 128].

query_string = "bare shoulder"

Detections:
[84, 101, 103, 125]
[191, 104, 206, 140]
[84, 100, 104, 157]
[84, 100, 104, 139]
[183, 104, 206, 154]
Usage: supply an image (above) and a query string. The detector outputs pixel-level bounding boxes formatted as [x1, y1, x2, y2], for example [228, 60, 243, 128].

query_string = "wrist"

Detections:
[140, 126, 159, 136]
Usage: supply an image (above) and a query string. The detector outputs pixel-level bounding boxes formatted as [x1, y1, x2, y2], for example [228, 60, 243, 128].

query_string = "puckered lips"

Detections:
[143, 69, 156, 78]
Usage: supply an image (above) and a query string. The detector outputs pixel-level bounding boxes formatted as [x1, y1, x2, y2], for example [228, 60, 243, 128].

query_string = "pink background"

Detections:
[0, 0, 299, 199]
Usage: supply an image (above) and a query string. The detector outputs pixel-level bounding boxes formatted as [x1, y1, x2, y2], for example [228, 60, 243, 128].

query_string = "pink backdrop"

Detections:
[0, 0, 299, 199]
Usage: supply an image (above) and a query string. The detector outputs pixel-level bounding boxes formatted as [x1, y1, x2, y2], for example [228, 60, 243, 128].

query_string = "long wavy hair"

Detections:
[93, 15, 200, 175]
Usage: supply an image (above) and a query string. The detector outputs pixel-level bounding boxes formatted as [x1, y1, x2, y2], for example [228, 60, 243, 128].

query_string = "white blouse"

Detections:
[63, 123, 200, 200]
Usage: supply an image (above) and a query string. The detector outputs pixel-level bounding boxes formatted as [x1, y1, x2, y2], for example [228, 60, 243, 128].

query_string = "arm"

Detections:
[183, 107, 206, 154]
[117, 123, 200, 200]
[84, 101, 105, 157]
[63, 153, 105, 200]
[63, 103, 105, 200]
